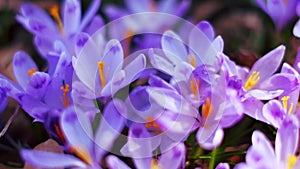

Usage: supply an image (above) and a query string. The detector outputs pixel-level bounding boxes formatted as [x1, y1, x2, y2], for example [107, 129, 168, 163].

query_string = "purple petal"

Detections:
[102, 39, 124, 81]
[158, 143, 186, 169]
[148, 48, 175, 74]
[197, 128, 224, 150]
[106, 155, 131, 169]
[262, 100, 285, 128]
[216, 163, 230, 169]
[247, 89, 283, 100]
[75, 32, 90, 55]
[242, 98, 266, 122]
[0, 88, 8, 112]
[95, 99, 126, 159]
[123, 54, 146, 84]
[196, 21, 215, 41]
[79, 0, 101, 31]
[162, 30, 188, 64]
[84, 15, 104, 35]
[34, 36, 54, 58]
[13, 51, 38, 89]
[26, 72, 50, 99]
[61, 108, 93, 155]
[63, 0, 81, 36]
[249, 45, 285, 83]
[125, 0, 150, 12]
[275, 116, 299, 162]
[21, 149, 86, 168]
[293, 20, 300, 38]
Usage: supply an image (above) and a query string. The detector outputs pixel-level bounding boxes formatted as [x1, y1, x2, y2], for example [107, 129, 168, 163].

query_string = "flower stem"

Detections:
[209, 148, 217, 169]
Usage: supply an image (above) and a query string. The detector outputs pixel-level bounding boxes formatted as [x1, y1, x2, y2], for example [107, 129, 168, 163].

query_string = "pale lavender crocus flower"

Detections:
[107, 143, 186, 169]
[234, 116, 299, 169]
[21, 99, 126, 169]
[256, 0, 298, 30]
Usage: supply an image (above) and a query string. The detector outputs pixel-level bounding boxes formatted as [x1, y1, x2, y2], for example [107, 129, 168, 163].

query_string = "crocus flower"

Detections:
[21, 99, 126, 169]
[149, 21, 223, 106]
[106, 142, 186, 169]
[234, 116, 299, 169]
[256, 0, 298, 30]
[74, 37, 146, 97]
[262, 63, 300, 128]
[16, 0, 102, 70]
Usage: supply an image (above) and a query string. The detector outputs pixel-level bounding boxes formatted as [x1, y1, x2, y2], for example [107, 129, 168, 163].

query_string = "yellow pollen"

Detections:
[97, 61, 107, 88]
[244, 71, 260, 91]
[60, 84, 70, 107]
[151, 159, 161, 169]
[187, 55, 196, 67]
[287, 155, 298, 169]
[190, 78, 200, 96]
[27, 68, 37, 76]
[202, 98, 212, 119]
[70, 145, 93, 165]
[281, 96, 294, 114]
[49, 5, 64, 34]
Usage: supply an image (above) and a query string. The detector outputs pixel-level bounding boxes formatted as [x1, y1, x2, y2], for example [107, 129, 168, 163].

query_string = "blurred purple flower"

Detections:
[256, 0, 298, 30]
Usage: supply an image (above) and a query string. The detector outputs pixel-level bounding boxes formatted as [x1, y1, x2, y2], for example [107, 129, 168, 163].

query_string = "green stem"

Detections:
[209, 148, 217, 169]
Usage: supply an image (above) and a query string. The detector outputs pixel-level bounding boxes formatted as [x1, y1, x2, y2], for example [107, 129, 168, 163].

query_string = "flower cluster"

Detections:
[1, 0, 300, 169]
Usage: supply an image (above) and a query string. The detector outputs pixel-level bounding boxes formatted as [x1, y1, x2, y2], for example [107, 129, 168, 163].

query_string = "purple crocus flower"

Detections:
[256, 0, 298, 30]
[21, 99, 126, 169]
[234, 116, 299, 169]
[74, 37, 146, 97]
[16, 0, 102, 71]
[106, 142, 186, 169]
[262, 63, 300, 128]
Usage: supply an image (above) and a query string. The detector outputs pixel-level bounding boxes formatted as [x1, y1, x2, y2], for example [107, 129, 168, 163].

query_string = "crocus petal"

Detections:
[106, 155, 131, 169]
[197, 128, 224, 150]
[21, 149, 87, 168]
[13, 51, 38, 89]
[61, 108, 93, 154]
[275, 116, 299, 162]
[123, 53, 146, 84]
[293, 20, 300, 38]
[125, 0, 150, 12]
[75, 32, 90, 56]
[262, 100, 285, 128]
[158, 143, 186, 169]
[95, 99, 126, 159]
[102, 39, 124, 80]
[79, 0, 101, 31]
[63, 0, 81, 36]
[216, 163, 230, 169]
[161, 30, 188, 63]
[120, 123, 153, 158]
[0, 88, 7, 112]
[173, 62, 194, 82]
[148, 48, 175, 74]
[247, 89, 283, 100]
[196, 21, 215, 41]
[251, 130, 276, 159]
[84, 15, 105, 35]
[101, 70, 125, 96]
[34, 36, 54, 58]
[249, 45, 285, 83]
[26, 72, 50, 99]
[242, 97, 266, 122]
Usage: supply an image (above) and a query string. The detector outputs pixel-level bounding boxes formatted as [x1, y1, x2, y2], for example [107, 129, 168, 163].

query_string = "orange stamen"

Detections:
[190, 78, 200, 96]
[69, 145, 93, 165]
[49, 5, 64, 34]
[97, 62, 106, 88]
[60, 84, 70, 107]
[27, 68, 37, 76]
[202, 98, 212, 118]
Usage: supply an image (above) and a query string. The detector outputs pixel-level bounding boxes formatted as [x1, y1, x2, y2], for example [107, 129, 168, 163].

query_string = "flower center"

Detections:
[202, 98, 212, 118]
[244, 71, 260, 91]
[97, 61, 110, 88]
[49, 5, 64, 34]
[281, 96, 294, 114]
[144, 116, 161, 134]
[60, 83, 71, 107]
[287, 155, 298, 169]
[69, 145, 93, 165]
[54, 124, 66, 142]
[27, 68, 37, 76]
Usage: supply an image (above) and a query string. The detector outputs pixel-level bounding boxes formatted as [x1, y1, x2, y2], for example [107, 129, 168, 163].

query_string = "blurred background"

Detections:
[0, 0, 299, 168]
